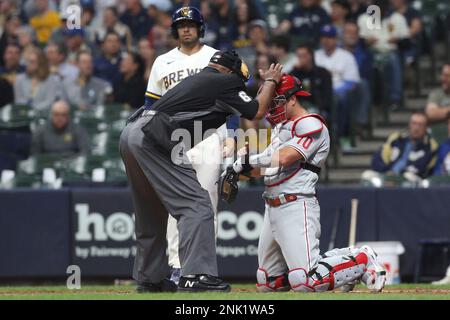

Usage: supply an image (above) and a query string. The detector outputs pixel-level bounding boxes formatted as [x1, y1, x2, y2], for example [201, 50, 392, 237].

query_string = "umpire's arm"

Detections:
[252, 63, 284, 120]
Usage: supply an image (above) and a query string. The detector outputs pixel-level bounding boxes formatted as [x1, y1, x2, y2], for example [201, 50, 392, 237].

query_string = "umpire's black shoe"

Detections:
[136, 279, 178, 293]
[178, 274, 231, 292]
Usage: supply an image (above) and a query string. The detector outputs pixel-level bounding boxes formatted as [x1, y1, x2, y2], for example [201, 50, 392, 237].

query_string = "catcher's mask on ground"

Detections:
[266, 74, 311, 126]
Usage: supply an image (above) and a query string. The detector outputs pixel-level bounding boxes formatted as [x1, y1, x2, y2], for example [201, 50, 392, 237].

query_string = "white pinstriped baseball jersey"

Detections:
[145, 44, 217, 100]
[263, 114, 330, 197]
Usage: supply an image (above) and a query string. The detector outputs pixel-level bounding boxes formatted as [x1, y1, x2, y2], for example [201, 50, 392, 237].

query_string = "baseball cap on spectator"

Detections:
[249, 19, 268, 33]
[320, 25, 337, 38]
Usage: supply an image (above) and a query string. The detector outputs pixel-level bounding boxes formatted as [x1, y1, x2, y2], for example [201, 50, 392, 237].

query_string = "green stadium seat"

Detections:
[12, 172, 42, 188]
[430, 123, 449, 144]
[426, 175, 450, 186]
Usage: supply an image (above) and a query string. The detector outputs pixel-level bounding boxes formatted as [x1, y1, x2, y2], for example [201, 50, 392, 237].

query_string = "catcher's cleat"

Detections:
[136, 279, 178, 293]
[178, 274, 231, 292]
[359, 245, 386, 293]
[256, 272, 291, 293]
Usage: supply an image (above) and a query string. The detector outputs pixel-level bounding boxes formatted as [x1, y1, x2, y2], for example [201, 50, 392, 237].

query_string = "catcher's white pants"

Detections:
[258, 196, 367, 292]
[166, 132, 221, 269]
[258, 196, 322, 276]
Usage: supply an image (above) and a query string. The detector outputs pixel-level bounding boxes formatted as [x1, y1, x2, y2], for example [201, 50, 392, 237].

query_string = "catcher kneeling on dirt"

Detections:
[219, 75, 387, 293]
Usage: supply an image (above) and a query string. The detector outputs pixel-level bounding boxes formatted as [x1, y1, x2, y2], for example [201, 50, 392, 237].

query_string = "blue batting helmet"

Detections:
[171, 6, 205, 39]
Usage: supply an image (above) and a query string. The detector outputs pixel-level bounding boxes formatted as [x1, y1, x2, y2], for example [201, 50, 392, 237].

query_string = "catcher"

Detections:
[219, 75, 386, 292]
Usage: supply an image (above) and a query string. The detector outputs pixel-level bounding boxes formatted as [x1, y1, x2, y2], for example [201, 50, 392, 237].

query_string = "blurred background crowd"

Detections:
[0, 0, 450, 188]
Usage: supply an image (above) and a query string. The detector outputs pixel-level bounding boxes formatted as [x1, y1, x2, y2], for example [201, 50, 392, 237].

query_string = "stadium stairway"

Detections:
[325, 48, 445, 185]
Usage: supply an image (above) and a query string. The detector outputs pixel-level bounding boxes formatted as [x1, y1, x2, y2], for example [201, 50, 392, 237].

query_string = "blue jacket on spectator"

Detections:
[351, 41, 373, 81]
[372, 131, 438, 178]
[94, 54, 122, 86]
[287, 4, 330, 46]
[120, 6, 153, 42]
[433, 139, 450, 175]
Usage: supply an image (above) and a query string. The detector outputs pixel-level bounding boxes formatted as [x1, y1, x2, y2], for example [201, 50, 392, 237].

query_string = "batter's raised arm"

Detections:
[252, 63, 284, 120]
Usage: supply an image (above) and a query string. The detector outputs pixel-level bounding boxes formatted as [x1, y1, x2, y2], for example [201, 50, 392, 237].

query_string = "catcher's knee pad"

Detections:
[288, 268, 315, 292]
[256, 268, 290, 292]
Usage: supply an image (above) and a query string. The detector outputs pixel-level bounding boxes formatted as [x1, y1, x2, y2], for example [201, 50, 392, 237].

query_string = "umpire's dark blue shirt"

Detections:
[151, 67, 259, 136]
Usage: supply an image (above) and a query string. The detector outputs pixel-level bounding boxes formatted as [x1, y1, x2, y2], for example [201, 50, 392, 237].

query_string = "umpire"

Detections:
[119, 50, 283, 292]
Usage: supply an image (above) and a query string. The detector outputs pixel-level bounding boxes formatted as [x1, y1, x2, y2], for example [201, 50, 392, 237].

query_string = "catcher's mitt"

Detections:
[218, 166, 239, 204]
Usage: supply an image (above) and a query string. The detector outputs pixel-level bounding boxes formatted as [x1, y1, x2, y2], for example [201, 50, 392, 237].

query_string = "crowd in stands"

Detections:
[0, 0, 449, 187]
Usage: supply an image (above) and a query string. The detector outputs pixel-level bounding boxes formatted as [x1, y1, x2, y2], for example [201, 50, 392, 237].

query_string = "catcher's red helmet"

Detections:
[266, 74, 311, 126]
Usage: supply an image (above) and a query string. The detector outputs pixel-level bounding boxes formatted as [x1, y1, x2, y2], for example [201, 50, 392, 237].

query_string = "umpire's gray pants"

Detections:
[119, 116, 218, 283]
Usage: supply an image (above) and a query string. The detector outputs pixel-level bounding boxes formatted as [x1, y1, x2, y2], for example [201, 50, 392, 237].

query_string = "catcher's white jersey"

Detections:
[263, 114, 329, 197]
[145, 45, 217, 99]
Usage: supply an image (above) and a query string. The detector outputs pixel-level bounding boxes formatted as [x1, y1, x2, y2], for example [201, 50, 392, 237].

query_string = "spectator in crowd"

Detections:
[433, 121, 450, 176]
[358, 0, 410, 109]
[144, 1, 173, 12]
[0, 14, 22, 65]
[425, 63, 450, 123]
[390, 0, 422, 65]
[0, 77, 14, 108]
[14, 47, 63, 111]
[137, 37, 155, 81]
[268, 35, 297, 74]
[64, 28, 91, 65]
[31, 99, 90, 157]
[95, 6, 132, 50]
[209, 0, 235, 50]
[291, 44, 333, 119]
[248, 19, 269, 56]
[231, 0, 262, 45]
[93, 31, 122, 86]
[45, 41, 78, 82]
[16, 25, 36, 64]
[0, 43, 25, 85]
[28, 0, 60, 45]
[315, 24, 360, 149]
[235, 19, 269, 76]
[80, 3, 97, 44]
[368, 112, 438, 180]
[113, 51, 146, 109]
[120, 0, 153, 44]
[63, 50, 112, 110]
[276, 0, 331, 47]
[347, 0, 368, 22]
[199, 0, 219, 47]
[246, 53, 275, 98]
[330, 0, 351, 44]
[343, 21, 373, 130]
[389, 0, 421, 37]
[0, 0, 18, 32]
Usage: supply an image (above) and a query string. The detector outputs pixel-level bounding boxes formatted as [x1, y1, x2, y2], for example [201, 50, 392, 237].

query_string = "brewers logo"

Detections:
[180, 7, 191, 18]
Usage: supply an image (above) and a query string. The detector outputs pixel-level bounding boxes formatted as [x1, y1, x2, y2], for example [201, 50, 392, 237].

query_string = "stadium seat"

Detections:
[430, 123, 449, 144]
[11, 172, 43, 188]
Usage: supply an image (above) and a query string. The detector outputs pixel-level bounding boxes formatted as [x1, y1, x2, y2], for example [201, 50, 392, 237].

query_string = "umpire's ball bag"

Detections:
[141, 111, 182, 156]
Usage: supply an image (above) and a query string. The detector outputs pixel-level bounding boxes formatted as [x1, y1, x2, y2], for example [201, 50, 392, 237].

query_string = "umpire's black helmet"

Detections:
[171, 6, 205, 39]
[209, 50, 250, 82]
